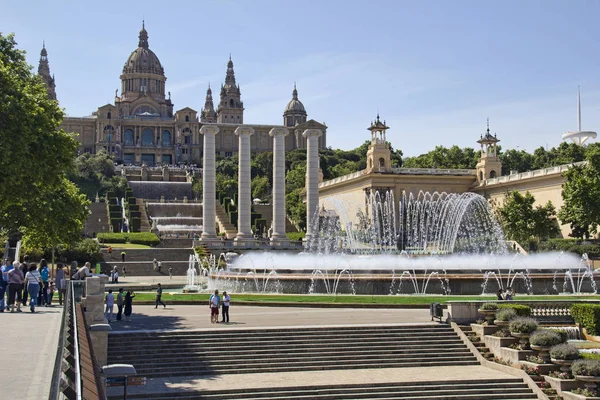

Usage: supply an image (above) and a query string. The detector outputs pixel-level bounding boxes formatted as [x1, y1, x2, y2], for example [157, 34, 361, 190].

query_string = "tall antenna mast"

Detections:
[578, 85, 581, 132]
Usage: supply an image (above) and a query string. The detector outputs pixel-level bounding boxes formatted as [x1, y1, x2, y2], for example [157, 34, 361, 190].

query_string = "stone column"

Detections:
[200, 125, 220, 240]
[235, 126, 254, 241]
[303, 129, 322, 241]
[269, 127, 289, 243]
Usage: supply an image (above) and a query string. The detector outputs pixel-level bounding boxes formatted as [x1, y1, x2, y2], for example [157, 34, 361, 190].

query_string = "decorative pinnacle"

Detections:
[486, 117, 490, 134]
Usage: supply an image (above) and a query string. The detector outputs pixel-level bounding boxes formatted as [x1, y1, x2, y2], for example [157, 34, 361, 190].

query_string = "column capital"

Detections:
[200, 125, 220, 136]
[302, 128, 322, 138]
[269, 127, 289, 137]
[234, 126, 255, 136]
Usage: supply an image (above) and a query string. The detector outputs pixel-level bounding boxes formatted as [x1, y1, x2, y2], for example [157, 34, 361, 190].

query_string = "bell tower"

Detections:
[217, 56, 244, 124]
[476, 118, 502, 183]
[366, 114, 392, 173]
[38, 42, 56, 100]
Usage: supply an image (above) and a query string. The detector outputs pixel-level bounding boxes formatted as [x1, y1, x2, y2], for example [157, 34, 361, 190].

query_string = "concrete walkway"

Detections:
[1, 306, 63, 399]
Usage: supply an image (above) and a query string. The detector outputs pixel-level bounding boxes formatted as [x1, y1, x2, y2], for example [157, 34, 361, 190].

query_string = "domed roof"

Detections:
[122, 23, 165, 76]
[284, 84, 307, 115]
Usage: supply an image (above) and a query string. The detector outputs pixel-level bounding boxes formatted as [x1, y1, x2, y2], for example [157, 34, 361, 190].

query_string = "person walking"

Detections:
[152, 258, 158, 271]
[122, 265, 127, 278]
[7, 262, 24, 313]
[113, 266, 119, 284]
[209, 289, 220, 323]
[55, 264, 66, 306]
[157, 261, 162, 273]
[105, 289, 115, 322]
[124, 291, 135, 321]
[73, 262, 92, 280]
[116, 288, 124, 321]
[24, 264, 41, 313]
[107, 246, 113, 258]
[39, 259, 50, 306]
[0, 259, 12, 312]
[20, 255, 29, 306]
[168, 267, 172, 279]
[155, 283, 166, 309]
[221, 291, 230, 323]
[121, 251, 126, 263]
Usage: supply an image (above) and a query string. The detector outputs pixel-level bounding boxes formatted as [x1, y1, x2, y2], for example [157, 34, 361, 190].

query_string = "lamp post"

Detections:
[98, 218, 104, 244]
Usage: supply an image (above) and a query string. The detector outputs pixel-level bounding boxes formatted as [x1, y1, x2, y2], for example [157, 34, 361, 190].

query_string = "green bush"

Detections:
[571, 304, 600, 336]
[97, 233, 127, 243]
[550, 343, 580, 360]
[581, 353, 600, 360]
[108, 204, 120, 213]
[109, 211, 121, 219]
[498, 303, 531, 317]
[548, 329, 569, 343]
[509, 317, 538, 334]
[128, 205, 140, 212]
[480, 302, 498, 311]
[538, 238, 600, 257]
[97, 232, 159, 246]
[229, 211, 238, 227]
[572, 359, 600, 376]
[109, 218, 122, 232]
[129, 211, 141, 219]
[223, 197, 231, 207]
[286, 232, 305, 241]
[195, 246, 209, 258]
[529, 330, 565, 347]
[495, 308, 517, 322]
[61, 238, 102, 264]
[129, 218, 141, 233]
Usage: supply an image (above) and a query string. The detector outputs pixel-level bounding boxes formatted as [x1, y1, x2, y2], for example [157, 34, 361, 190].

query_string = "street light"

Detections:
[98, 218, 105, 244]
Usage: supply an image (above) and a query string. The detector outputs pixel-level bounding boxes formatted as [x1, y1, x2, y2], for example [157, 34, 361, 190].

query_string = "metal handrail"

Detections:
[72, 285, 82, 400]
[48, 284, 69, 400]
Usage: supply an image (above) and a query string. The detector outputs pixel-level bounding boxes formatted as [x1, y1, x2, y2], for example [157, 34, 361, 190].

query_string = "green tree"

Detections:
[0, 33, 81, 232]
[403, 145, 477, 169]
[69, 150, 128, 199]
[215, 173, 237, 198]
[251, 175, 270, 200]
[500, 149, 534, 175]
[558, 147, 600, 239]
[532, 201, 560, 242]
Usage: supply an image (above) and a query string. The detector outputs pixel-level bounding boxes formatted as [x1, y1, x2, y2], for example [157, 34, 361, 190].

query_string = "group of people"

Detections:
[104, 288, 136, 322]
[497, 287, 515, 301]
[209, 289, 230, 323]
[0, 256, 68, 313]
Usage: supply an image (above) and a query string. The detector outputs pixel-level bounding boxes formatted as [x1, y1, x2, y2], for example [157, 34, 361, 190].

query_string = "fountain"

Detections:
[183, 254, 201, 293]
[147, 202, 203, 236]
[203, 190, 597, 295]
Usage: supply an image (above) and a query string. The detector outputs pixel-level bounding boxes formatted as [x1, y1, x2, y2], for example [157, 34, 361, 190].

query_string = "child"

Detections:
[105, 289, 115, 322]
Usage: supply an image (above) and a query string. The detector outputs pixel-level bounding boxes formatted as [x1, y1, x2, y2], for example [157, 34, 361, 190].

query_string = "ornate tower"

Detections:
[476, 118, 502, 183]
[38, 42, 56, 100]
[200, 84, 217, 123]
[283, 83, 307, 126]
[217, 56, 244, 123]
[366, 114, 392, 173]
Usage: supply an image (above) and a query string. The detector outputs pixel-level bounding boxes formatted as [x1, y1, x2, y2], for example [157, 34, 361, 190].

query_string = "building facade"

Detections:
[46, 23, 327, 165]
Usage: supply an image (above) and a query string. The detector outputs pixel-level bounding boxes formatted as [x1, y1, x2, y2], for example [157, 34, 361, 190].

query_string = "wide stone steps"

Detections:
[109, 379, 537, 400]
[108, 325, 479, 377]
[100, 261, 190, 276]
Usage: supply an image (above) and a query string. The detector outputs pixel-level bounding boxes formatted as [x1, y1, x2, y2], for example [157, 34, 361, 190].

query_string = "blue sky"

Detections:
[2, 0, 599, 156]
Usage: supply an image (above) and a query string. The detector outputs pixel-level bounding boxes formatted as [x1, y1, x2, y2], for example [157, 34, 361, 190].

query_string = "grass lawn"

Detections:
[100, 243, 152, 249]
[129, 292, 600, 305]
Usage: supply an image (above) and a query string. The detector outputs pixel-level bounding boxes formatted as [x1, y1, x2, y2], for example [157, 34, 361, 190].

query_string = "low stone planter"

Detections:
[561, 391, 600, 400]
[520, 360, 557, 375]
[471, 323, 498, 337]
[483, 335, 517, 356]
[478, 309, 497, 325]
[552, 358, 575, 373]
[531, 344, 552, 363]
[494, 319, 510, 327]
[576, 375, 600, 391]
[511, 331, 531, 349]
[500, 347, 534, 365]
[544, 375, 584, 393]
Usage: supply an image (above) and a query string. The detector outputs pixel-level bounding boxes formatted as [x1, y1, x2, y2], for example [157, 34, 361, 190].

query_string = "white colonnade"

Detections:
[269, 127, 289, 242]
[199, 125, 219, 240]
[235, 126, 254, 241]
[303, 128, 322, 241]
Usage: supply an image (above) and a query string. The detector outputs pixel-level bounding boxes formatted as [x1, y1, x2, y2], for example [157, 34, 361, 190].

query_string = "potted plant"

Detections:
[509, 317, 538, 349]
[478, 302, 499, 325]
[530, 330, 566, 363]
[550, 343, 580, 373]
[494, 307, 517, 327]
[572, 359, 600, 392]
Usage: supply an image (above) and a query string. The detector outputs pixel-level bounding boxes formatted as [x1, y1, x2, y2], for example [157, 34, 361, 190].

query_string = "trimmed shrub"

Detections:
[97, 233, 127, 243]
[223, 197, 231, 207]
[109, 211, 121, 219]
[129, 211, 141, 219]
[286, 232, 305, 241]
[480, 302, 498, 311]
[548, 329, 569, 343]
[581, 353, 600, 360]
[61, 238, 102, 264]
[109, 218, 122, 232]
[128, 205, 140, 212]
[572, 359, 600, 376]
[529, 330, 565, 347]
[571, 304, 600, 336]
[509, 317, 538, 334]
[495, 308, 517, 322]
[129, 218, 141, 233]
[108, 204, 121, 213]
[498, 303, 531, 317]
[254, 218, 267, 236]
[233, 193, 238, 205]
[127, 232, 159, 246]
[550, 343, 580, 360]
[250, 212, 261, 227]
[229, 211, 238, 227]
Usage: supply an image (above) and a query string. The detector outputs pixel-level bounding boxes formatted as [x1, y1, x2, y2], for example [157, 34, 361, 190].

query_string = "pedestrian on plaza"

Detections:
[168, 267, 173, 279]
[116, 288, 124, 321]
[39, 259, 50, 306]
[7, 262, 24, 313]
[155, 283, 166, 309]
[122, 265, 127, 278]
[0, 259, 12, 312]
[47, 281, 55, 306]
[55, 264, 67, 306]
[496, 289, 505, 301]
[124, 291, 135, 321]
[209, 289, 220, 323]
[20, 255, 30, 306]
[157, 261, 162, 273]
[505, 287, 514, 301]
[153, 258, 158, 271]
[121, 251, 126, 263]
[73, 262, 92, 280]
[105, 289, 114, 322]
[113, 266, 119, 284]
[221, 291, 230, 323]
[24, 264, 41, 313]
[108, 246, 113, 258]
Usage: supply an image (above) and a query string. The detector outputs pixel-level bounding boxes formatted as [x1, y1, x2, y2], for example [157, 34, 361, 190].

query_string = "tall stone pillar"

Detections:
[200, 125, 220, 240]
[303, 129, 322, 241]
[235, 126, 254, 241]
[269, 127, 289, 243]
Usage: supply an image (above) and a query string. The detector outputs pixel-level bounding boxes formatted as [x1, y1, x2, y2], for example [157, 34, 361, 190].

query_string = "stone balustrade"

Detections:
[482, 161, 586, 186]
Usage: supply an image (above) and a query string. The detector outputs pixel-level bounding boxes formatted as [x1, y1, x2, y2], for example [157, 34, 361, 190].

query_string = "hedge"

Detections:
[129, 218, 141, 233]
[538, 239, 600, 258]
[128, 205, 140, 212]
[286, 232, 305, 241]
[233, 193, 238, 205]
[108, 204, 121, 213]
[251, 212, 261, 227]
[498, 303, 531, 317]
[129, 211, 141, 219]
[571, 304, 600, 336]
[97, 232, 160, 246]
[254, 218, 267, 235]
[109, 218, 122, 232]
[223, 197, 231, 207]
[109, 211, 121, 219]
[229, 211, 238, 227]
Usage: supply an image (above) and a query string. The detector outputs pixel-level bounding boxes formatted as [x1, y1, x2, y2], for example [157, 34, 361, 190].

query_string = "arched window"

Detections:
[162, 130, 172, 146]
[229, 99, 234, 107]
[124, 129, 134, 145]
[490, 170, 497, 178]
[107, 112, 111, 119]
[185, 115, 190, 122]
[141, 128, 154, 146]
[479, 171, 483, 181]
[379, 157, 385, 169]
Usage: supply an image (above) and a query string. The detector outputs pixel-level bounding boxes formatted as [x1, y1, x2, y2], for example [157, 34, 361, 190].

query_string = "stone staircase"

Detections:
[112, 379, 537, 400]
[108, 325, 478, 378]
[100, 248, 194, 276]
[214, 202, 237, 239]
[135, 199, 151, 232]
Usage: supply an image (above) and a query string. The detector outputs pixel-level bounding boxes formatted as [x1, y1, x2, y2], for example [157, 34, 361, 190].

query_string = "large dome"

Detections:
[122, 24, 164, 76]
[284, 85, 307, 115]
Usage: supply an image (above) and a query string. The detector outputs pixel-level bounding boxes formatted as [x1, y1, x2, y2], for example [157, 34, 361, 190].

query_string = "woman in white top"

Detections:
[24, 264, 41, 312]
